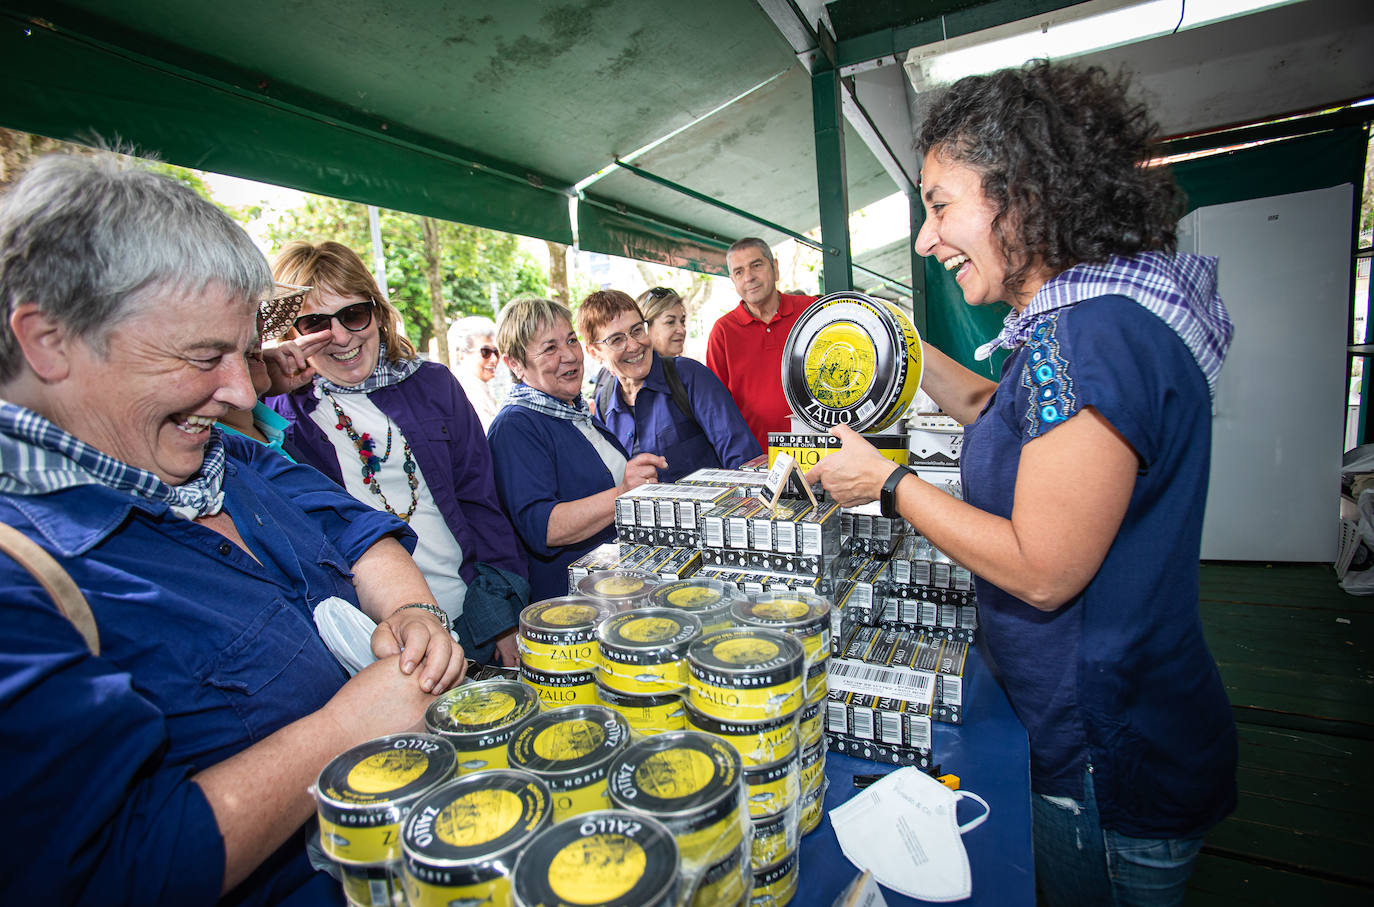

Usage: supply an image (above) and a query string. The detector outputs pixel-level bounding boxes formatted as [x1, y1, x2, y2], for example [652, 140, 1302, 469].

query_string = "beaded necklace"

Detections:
[324, 389, 419, 522]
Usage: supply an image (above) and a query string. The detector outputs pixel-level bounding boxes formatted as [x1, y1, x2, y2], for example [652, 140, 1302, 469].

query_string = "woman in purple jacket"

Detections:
[267, 241, 528, 666]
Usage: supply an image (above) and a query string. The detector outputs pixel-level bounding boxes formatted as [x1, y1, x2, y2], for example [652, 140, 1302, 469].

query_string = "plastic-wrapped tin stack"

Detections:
[399, 769, 552, 907]
[685, 627, 804, 897]
[518, 596, 614, 707]
[424, 679, 541, 775]
[512, 810, 680, 907]
[313, 733, 457, 905]
[506, 704, 631, 822]
[576, 568, 660, 611]
[733, 592, 831, 849]
[606, 731, 749, 904]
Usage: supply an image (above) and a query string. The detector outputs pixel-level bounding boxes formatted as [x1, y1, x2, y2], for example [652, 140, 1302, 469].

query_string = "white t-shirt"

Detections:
[309, 390, 469, 619]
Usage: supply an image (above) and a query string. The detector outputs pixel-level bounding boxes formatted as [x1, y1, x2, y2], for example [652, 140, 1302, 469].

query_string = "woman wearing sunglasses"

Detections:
[266, 241, 529, 667]
[446, 315, 503, 432]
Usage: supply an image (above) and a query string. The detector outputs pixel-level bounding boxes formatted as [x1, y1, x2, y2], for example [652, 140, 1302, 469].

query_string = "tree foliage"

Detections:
[265, 196, 547, 362]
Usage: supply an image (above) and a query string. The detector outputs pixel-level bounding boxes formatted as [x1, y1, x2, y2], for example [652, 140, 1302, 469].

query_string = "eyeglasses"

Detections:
[294, 300, 374, 336]
[592, 321, 648, 353]
[477, 346, 500, 360]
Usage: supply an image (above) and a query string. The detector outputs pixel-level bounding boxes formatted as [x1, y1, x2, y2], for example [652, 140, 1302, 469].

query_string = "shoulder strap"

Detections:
[593, 367, 615, 419]
[0, 521, 100, 655]
[660, 356, 704, 434]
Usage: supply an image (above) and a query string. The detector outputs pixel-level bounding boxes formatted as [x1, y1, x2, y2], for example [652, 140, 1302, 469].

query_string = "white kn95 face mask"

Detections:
[830, 767, 990, 902]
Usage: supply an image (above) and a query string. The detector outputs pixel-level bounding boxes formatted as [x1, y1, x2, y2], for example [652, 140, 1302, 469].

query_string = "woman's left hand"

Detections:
[372, 608, 468, 694]
[804, 424, 899, 507]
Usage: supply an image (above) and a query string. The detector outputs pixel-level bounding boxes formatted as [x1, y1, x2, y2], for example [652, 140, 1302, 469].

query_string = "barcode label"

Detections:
[852, 706, 874, 740]
[828, 660, 935, 705]
[801, 524, 821, 556]
[703, 518, 724, 548]
[751, 518, 774, 551]
[826, 701, 848, 733]
[615, 498, 635, 526]
[657, 500, 676, 527]
[940, 675, 963, 707]
[879, 711, 902, 744]
[775, 521, 797, 554]
[907, 715, 932, 750]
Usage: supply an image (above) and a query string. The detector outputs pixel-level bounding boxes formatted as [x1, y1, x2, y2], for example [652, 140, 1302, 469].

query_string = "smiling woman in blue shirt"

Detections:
[579, 290, 761, 484]
[806, 62, 1237, 907]
[0, 155, 464, 905]
[487, 297, 665, 601]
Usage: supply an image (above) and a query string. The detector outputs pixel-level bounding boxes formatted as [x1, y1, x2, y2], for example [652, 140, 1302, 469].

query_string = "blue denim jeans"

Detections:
[1032, 769, 1204, 907]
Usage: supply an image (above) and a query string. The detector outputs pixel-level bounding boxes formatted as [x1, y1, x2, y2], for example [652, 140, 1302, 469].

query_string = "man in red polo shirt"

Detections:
[706, 238, 818, 452]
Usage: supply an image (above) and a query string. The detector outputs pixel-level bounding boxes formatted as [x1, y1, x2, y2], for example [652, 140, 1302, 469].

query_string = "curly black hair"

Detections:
[917, 60, 1182, 298]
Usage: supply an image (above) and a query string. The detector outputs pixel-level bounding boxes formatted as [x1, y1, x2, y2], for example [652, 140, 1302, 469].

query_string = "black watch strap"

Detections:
[880, 465, 915, 519]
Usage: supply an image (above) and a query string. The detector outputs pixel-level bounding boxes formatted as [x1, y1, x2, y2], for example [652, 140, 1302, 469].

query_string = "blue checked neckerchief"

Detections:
[312, 343, 422, 395]
[505, 382, 595, 425]
[975, 252, 1234, 397]
[0, 401, 226, 519]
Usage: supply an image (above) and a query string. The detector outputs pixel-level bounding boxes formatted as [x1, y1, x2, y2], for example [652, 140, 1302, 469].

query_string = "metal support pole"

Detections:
[367, 205, 388, 298]
[909, 190, 928, 337]
[811, 65, 852, 293]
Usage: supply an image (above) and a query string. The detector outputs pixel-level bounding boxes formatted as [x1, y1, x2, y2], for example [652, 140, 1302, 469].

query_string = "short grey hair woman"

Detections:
[447, 314, 503, 431]
[486, 297, 664, 601]
[0, 153, 462, 902]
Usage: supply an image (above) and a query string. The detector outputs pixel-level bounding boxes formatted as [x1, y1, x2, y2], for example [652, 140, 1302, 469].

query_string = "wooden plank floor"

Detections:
[1184, 563, 1374, 905]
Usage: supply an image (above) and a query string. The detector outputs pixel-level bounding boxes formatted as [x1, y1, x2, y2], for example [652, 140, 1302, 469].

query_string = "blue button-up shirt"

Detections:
[598, 354, 761, 484]
[0, 433, 410, 905]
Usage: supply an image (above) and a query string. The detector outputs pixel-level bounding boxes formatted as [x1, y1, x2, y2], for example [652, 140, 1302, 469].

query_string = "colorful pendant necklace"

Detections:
[324, 390, 419, 522]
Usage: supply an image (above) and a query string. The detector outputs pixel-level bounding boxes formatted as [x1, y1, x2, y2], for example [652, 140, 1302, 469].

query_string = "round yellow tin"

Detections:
[606, 731, 745, 868]
[506, 705, 631, 822]
[596, 607, 701, 696]
[399, 768, 552, 907]
[424, 679, 541, 775]
[595, 682, 687, 735]
[743, 749, 801, 819]
[576, 569, 660, 610]
[315, 733, 456, 866]
[647, 578, 747, 633]
[750, 847, 799, 907]
[512, 810, 679, 907]
[686, 628, 804, 723]
[681, 700, 798, 767]
[731, 593, 832, 666]
[518, 596, 614, 673]
[750, 805, 799, 869]
[519, 663, 599, 707]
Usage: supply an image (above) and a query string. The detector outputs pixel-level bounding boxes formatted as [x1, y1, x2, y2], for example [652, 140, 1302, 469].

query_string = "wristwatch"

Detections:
[394, 602, 451, 633]
[880, 465, 916, 519]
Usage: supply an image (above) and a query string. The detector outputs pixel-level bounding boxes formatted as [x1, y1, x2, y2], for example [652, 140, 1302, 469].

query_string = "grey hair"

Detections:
[0, 153, 271, 383]
[726, 237, 775, 268]
[448, 315, 497, 355]
[496, 297, 573, 369]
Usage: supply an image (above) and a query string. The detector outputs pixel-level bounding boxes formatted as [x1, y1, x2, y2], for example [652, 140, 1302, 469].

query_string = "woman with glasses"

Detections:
[267, 241, 530, 667]
[488, 297, 665, 601]
[636, 286, 688, 358]
[446, 315, 503, 432]
[580, 290, 760, 485]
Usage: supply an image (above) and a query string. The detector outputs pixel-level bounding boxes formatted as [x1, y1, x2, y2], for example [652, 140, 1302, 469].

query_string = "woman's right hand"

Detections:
[261, 329, 333, 395]
[619, 452, 666, 494]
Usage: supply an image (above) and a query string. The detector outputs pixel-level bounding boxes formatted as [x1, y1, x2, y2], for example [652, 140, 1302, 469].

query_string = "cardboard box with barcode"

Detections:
[829, 625, 967, 725]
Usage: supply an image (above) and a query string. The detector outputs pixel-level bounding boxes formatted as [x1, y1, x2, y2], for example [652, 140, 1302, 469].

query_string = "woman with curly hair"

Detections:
[809, 61, 1237, 905]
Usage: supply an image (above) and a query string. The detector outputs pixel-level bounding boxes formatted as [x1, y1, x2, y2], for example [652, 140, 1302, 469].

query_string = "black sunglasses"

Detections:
[477, 345, 500, 360]
[647, 287, 677, 298]
[294, 300, 374, 335]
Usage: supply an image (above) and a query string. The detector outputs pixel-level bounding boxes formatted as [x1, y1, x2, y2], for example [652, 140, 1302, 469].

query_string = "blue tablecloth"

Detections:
[794, 645, 1034, 906]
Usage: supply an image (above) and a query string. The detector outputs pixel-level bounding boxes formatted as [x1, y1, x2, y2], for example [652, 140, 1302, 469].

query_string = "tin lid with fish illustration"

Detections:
[401, 769, 552, 884]
[425, 679, 541, 750]
[647, 578, 746, 617]
[687, 628, 804, 688]
[781, 291, 923, 433]
[512, 810, 679, 907]
[606, 731, 741, 823]
[520, 596, 616, 645]
[507, 705, 630, 791]
[315, 733, 456, 823]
